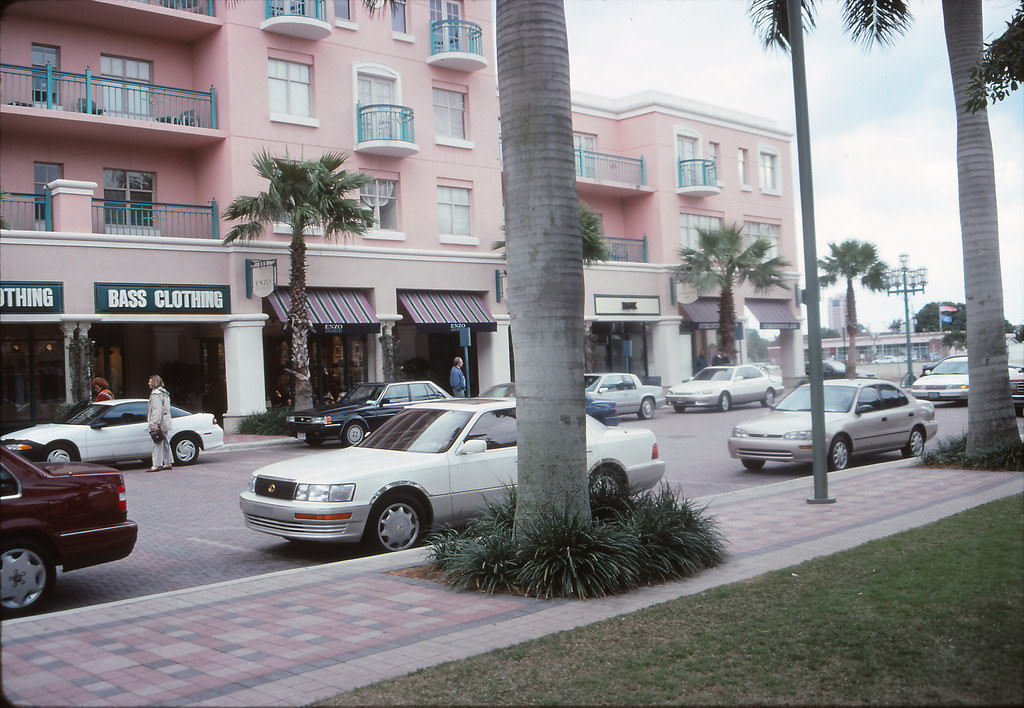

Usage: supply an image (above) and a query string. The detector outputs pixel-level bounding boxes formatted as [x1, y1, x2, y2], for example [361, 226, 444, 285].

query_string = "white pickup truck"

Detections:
[584, 373, 664, 419]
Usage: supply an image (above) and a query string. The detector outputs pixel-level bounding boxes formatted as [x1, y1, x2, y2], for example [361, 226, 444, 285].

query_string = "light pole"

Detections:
[884, 254, 927, 386]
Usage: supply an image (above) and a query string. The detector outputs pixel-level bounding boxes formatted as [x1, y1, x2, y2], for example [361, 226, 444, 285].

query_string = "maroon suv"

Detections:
[1, 448, 138, 616]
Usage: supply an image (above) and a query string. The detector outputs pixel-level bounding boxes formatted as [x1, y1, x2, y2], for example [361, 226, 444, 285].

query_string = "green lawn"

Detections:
[321, 494, 1023, 706]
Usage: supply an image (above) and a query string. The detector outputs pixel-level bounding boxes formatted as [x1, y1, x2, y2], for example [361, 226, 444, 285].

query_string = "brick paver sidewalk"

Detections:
[3, 463, 1020, 707]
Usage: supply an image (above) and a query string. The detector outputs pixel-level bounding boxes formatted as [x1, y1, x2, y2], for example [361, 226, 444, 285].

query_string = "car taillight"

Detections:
[118, 482, 127, 512]
[651, 443, 659, 459]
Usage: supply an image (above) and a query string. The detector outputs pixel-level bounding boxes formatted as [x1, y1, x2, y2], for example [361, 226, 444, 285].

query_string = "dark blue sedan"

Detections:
[480, 383, 620, 426]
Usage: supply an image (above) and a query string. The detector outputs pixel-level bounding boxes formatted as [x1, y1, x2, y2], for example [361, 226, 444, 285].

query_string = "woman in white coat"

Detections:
[147, 374, 173, 472]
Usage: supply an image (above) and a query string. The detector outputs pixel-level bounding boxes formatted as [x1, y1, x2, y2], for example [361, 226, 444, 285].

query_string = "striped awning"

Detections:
[745, 298, 801, 330]
[268, 288, 380, 334]
[399, 290, 497, 333]
[678, 297, 723, 330]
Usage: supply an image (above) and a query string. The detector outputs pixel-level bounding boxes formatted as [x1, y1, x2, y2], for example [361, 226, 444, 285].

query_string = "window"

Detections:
[33, 162, 62, 221]
[708, 141, 720, 165]
[676, 134, 699, 161]
[433, 88, 466, 139]
[437, 186, 471, 236]
[31, 45, 59, 105]
[680, 213, 723, 250]
[465, 408, 518, 450]
[574, 133, 597, 178]
[759, 148, 779, 193]
[361, 178, 399, 230]
[391, 0, 407, 32]
[879, 384, 908, 409]
[743, 221, 780, 260]
[100, 55, 153, 119]
[268, 59, 311, 118]
[334, 0, 350, 20]
[103, 169, 154, 227]
[737, 147, 750, 187]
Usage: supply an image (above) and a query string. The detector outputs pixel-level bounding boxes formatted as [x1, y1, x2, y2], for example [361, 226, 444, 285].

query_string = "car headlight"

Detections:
[784, 430, 813, 440]
[310, 416, 332, 425]
[248, 475, 257, 493]
[2, 442, 32, 451]
[294, 483, 355, 502]
[732, 428, 749, 438]
[697, 389, 714, 395]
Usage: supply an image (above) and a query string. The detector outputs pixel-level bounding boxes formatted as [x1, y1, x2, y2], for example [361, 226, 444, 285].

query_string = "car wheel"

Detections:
[171, 434, 200, 465]
[901, 427, 926, 458]
[589, 466, 626, 497]
[717, 392, 732, 412]
[365, 496, 426, 553]
[761, 389, 776, 407]
[638, 397, 655, 420]
[673, 404, 686, 413]
[44, 442, 78, 463]
[342, 421, 367, 447]
[828, 436, 851, 471]
[741, 459, 765, 471]
[1, 539, 56, 616]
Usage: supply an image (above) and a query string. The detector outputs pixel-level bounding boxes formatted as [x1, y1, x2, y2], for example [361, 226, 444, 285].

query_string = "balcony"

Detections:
[1, 64, 221, 148]
[574, 148, 652, 198]
[677, 159, 721, 197]
[605, 236, 648, 263]
[92, 199, 220, 239]
[261, 0, 331, 40]
[1, 193, 50, 232]
[5, 0, 221, 41]
[355, 104, 419, 157]
[427, 20, 487, 72]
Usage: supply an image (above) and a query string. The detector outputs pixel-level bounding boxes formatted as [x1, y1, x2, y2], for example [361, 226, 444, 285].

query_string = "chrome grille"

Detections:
[736, 448, 793, 460]
[254, 476, 297, 500]
[244, 514, 352, 536]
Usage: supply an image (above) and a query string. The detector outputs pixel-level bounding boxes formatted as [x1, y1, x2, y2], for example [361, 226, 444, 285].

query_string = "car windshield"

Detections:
[583, 375, 600, 390]
[482, 384, 515, 397]
[361, 408, 474, 453]
[341, 384, 386, 405]
[692, 367, 731, 381]
[929, 358, 968, 376]
[776, 385, 857, 413]
[63, 403, 109, 425]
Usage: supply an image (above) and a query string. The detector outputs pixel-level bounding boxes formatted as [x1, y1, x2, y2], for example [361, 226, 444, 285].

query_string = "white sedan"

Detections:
[239, 399, 666, 552]
[667, 365, 782, 412]
[1, 399, 224, 465]
[728, 379, 938, 471]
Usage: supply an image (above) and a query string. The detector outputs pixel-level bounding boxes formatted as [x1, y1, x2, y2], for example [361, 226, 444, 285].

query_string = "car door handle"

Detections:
[881, 417, 888, 422]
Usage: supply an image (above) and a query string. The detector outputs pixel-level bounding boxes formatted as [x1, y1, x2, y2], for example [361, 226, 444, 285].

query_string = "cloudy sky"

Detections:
[561, 0, 1023, 333]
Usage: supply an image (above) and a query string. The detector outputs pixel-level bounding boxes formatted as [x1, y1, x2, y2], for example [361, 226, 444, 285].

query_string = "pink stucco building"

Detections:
[1, 0, 802, 433]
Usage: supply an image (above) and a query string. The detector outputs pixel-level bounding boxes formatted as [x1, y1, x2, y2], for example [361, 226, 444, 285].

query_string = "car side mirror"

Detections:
[90, 421, 107, 429]
[597, 386, 609, 394]
[458, 439, 488, 455]
[855, 404, 874, 415]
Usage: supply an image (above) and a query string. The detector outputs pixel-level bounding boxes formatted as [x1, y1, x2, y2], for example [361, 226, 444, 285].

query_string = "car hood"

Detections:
[734, 411, 847, 435]
[913, 374, 967, 386]
[668, 380, 729, 394]
[252, 446, 440, 484]
[293, 402, 378, 417]
[1, 422, 83, 445]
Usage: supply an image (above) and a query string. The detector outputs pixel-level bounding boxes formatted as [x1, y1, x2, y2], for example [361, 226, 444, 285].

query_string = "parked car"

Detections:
[910, 355, 969, 402]
[286, 381, 451, 447]
[1, 447, 138, 616]
[1, 399, 224, 465]
[817, 359, 878, 379]
[874, 355, 902, 364]
[481, 382, 620, 426]
[584, 373, 663, 419]
[1011, 365, 1024, 416]
[728, 379, 938, 472]
[666, 365, 781, 413]
[240, 399, 665, 552]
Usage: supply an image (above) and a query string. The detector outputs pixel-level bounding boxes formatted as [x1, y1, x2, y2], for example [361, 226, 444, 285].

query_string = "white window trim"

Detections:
[674, 127, 703, 159]
[738, 147, 753, 191]
[436, 136, 474, 150]
[273, 221, 323, 236]
[393, 31, 415, 42]
[757, 144, 782, 196]
[440, 234, 480, 246]
[335, 18, 358, 30]
[352, 62, 403, 107]
[270, 113, 320, 128]
[363, 229, 406, 241]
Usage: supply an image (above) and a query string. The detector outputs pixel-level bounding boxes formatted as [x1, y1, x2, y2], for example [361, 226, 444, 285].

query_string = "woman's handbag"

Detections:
[149, 427, 164, 443]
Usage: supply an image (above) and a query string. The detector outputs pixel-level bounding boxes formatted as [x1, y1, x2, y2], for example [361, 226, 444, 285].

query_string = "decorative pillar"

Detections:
[377, 315, 402, 381]
[48, 179, 98, 232]
[221, 316, 268, 434]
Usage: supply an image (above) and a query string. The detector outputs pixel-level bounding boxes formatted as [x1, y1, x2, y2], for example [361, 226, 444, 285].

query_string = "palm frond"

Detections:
[749, 0, 818, 52]
[841, 0, 913, 49]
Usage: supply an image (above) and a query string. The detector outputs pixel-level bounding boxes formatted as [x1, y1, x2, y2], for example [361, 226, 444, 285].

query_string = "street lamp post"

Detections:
[884, 254, 928, 386]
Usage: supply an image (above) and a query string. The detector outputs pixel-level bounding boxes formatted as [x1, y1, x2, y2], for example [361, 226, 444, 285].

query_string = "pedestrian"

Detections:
[712, 348, 730, 366]
[91, 376, 114, 401]
[147, 374, 173, 472]
[694, 350, 707, 372]
[449, 356, 467, 397]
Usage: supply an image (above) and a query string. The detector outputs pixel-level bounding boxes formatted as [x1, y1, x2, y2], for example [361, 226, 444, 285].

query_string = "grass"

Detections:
[320, 494, 1023, 706]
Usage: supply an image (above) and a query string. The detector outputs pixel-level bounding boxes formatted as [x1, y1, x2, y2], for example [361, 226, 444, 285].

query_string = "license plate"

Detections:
[296, 432, 305, 440]
[928, 392, 939, 400]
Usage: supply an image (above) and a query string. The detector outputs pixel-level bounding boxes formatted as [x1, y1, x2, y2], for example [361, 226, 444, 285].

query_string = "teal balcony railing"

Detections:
[92, 198, 219, 239]
[131, 0, 215, 15]
[430, 19, 484, 56]
[1, 192, 51, 231]
[266, 0, 325, 20]
[575, 148, 646, 186]
[357, 104, 415, 144]
[678, 159, 718, 189]
[605, 236, 648, 263]
[1, 64, 217, 129]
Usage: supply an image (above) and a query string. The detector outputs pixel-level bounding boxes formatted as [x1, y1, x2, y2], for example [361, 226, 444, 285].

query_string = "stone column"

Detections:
[376, 315, 402, 381]
[221, 315, 268, 434]
[48, 179, 98, 232]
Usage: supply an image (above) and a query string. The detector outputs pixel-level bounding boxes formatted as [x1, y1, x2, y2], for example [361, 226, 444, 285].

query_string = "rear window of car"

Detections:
[0, 465, 20, 498]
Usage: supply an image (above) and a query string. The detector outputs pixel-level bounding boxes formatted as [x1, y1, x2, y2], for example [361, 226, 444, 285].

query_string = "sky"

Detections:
[560, 0, 1023, 334]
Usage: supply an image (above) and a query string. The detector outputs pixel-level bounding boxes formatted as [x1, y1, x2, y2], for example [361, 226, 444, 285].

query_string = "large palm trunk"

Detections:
[718, 285, 737, 361]
[289, 232, 314, 410]
[497, 0, 590, 531]
[942, 0, 1018, 453]
[845, 278, 858, 379]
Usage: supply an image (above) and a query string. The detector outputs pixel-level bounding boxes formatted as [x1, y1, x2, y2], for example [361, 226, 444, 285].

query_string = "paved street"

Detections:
[33, 401, 1019, 615]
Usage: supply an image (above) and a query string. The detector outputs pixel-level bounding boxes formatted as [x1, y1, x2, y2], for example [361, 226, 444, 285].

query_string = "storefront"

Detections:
[589, 294, 663, 381]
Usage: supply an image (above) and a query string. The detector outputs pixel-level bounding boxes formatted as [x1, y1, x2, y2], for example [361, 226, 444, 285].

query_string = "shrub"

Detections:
[237, 407, 291, 435]
[922, 434, 1024, 471]
[427, 482, 726, 600]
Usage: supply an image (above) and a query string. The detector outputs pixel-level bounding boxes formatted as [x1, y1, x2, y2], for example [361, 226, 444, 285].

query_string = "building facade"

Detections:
[1, 0, 802, 433]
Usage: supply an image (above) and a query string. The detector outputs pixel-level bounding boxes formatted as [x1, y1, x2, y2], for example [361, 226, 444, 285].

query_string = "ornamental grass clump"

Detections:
[426, 482, 726, 600]
[237, 407, 290, 435]
[922, 433, 1024, 471]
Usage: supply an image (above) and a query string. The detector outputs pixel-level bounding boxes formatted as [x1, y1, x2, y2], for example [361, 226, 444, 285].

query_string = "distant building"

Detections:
[828, 295, 848, 331]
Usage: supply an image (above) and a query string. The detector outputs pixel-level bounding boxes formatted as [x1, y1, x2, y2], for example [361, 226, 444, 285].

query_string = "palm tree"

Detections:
[749, 0, 1018, 454]
[676, 225, 791, 362]
[818, 240, 887, 378]
[492, 201, 609, 264]
[223, 150, 373, 411]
